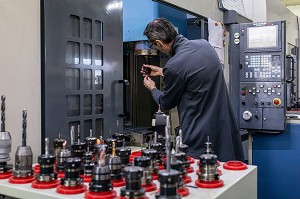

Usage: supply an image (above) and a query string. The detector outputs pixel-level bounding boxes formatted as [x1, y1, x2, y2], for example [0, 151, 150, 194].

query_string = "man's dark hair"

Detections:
[143, 18, 178, 44]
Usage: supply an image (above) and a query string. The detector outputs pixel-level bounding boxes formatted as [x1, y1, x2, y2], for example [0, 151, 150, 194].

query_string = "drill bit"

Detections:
[99, 135, 103, 145]
[22, 109, 27, 147]
[179, 129, 183, 146]
[70, 126, 75, 145]
[1, 95, 5, 132]
[165, 116, 171, 173]
[45, 138, 49, 157]
[89, 129, 93, 137]
[153, 131, 157, 144]
[112, 141, 116, 157]
[175, 136, 180, 153]
[77, 125, 80, 143]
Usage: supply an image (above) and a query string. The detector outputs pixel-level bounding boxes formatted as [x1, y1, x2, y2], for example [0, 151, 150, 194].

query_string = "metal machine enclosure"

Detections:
[41, 0, 124, 151]
[229, 21, 286, 131]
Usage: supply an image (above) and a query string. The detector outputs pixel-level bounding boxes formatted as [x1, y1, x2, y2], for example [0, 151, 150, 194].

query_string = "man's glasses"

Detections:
[149, 40, 157, 49]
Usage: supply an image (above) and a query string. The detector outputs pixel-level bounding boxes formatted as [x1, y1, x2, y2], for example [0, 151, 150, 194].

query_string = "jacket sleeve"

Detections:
[151, 68, 185, 110]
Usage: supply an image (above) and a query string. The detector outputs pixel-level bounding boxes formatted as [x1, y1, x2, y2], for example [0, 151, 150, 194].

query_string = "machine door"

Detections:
[42, 0, 123, 151]
[230, 21, 286, 131]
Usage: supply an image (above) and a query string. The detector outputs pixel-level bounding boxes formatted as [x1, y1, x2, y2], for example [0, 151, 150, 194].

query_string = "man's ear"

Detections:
[156, 40, 163, 47]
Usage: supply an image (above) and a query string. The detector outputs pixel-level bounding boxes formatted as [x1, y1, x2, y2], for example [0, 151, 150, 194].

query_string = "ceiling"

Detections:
[280, 0, 300, 6]
[280, 0, 300, 16]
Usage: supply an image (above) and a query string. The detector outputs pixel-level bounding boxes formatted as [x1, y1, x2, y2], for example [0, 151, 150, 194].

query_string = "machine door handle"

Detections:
[118, 79, 130, 117]
[286, 55, 295, 83]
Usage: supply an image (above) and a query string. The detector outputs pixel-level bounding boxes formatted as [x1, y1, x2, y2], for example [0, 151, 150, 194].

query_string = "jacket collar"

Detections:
[171, 34, 187, 56]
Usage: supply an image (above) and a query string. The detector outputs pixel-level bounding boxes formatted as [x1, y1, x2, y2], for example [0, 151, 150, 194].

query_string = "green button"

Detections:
[241, 86, 246, 91]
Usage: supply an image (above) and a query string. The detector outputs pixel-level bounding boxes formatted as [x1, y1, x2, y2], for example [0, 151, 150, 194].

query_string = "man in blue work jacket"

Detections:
[141, 18, 244, 162]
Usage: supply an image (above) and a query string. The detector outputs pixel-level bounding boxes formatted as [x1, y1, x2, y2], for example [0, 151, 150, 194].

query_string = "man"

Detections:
[141, 18, 244, 162]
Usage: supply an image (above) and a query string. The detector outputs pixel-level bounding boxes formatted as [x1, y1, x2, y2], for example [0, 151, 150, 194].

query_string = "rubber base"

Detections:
[31, 180, 60, 189]
[34, 164, 40, 174]
[0, 172, 12, 179]
[57, 172, 65, 179]
[85, 190, 117, 199]
[223, 161, 247, 170]
[83, 176, 92, 183]
[112, 178, 125, 187]
[158, 164, 164, 170]
[178, 187, 190, 197]
[142, 183, 157, 192]
[186, 166, 194, 173]
[129, 151, 142, 162]
[56, 184, 87, 194]
[187, 156, 195, 164]
[152, 173, 158, 180]
[195, 179, 224, 188]
[8, 176, 35, 184]
[182, 175, 192, 184]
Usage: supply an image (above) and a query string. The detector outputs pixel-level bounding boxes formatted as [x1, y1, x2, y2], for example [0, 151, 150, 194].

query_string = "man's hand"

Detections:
[143, 76, 156, 91]
[141, 64, 163, 77]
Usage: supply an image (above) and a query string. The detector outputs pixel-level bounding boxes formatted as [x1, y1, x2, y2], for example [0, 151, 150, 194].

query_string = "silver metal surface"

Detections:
[14, 146, 33, 176]
[0, 131, 11, 162]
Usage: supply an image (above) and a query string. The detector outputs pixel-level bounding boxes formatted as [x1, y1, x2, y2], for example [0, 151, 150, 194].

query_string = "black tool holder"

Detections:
[155, 169, 181, 199]
[119, 166, 147, 198]
[198, 152, 219, 182]
[35, 138, 57, 182]
[85, 129, 97, 154]
[170, 160, 185, 189]
[116, 147, 131, 168]
[82, 151, 95, 178]
[84, 145, 116, 199]
[105, 138, 117, 155]
[60, 157, 83, 187]
[56, 142, 71, 173]
[134, 156, 153, 186]
[106, 154, 123, 181]
[113, 133, 125, 148]
[142, 149, 158, 175]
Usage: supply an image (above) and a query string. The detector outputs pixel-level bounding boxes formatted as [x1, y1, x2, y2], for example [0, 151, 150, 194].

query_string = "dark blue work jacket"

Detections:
[151, 35, 244, 162]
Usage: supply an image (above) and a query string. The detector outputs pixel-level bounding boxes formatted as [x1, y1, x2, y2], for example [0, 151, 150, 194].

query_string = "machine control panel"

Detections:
[230, 21, 286, 131]
[243, 54, 282, 81]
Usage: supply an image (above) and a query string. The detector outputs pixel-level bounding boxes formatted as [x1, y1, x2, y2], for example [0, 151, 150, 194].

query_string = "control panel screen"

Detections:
[247, 25, 278, 49]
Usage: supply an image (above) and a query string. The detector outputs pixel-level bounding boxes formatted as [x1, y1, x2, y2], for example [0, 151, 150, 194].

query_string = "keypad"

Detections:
[244, 54, 281, 79]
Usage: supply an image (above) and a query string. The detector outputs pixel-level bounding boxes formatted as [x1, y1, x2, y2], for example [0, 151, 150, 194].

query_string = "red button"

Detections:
[241, 91, 246, 96]
[273, 98, 280, 105]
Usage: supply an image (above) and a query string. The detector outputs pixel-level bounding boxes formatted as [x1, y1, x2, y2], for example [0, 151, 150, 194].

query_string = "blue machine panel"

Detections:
[252, 123, 300, 199]
[123, 0, 188, 42]
[123, 0, 159, 42]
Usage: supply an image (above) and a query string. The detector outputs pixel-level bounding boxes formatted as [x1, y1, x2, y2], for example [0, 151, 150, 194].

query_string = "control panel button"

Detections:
[241, 91, 246, 96]
[273, 98, 281, 106]
[243, 111, 252, 121]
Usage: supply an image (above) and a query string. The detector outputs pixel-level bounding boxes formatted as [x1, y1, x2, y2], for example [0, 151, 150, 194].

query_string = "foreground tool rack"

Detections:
[0, 160, 257, 199]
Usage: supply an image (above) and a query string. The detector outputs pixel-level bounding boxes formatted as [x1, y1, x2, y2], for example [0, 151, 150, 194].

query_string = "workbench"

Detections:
[0, 159, 257, 199]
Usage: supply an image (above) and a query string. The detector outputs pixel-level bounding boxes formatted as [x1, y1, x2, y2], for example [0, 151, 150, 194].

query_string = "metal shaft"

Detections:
[77, 125, 80, 143]
[1, 95, 5, 132]
[179, 129, 183, 146]
[22, 110, 27, 147]
[176, 136, 180, 153]
[165, 116, 171, 173]
[45, 138, 49, 157]
[70, 126, 75, 145]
